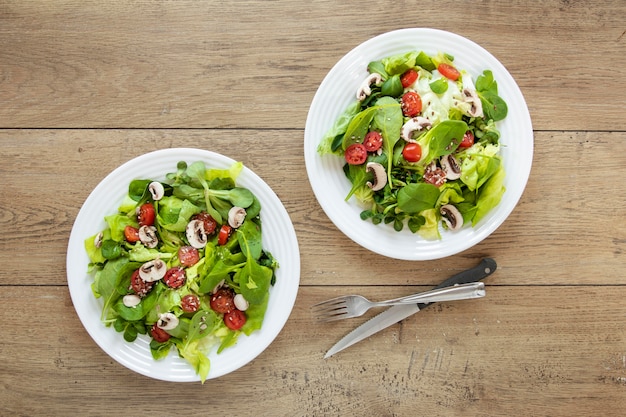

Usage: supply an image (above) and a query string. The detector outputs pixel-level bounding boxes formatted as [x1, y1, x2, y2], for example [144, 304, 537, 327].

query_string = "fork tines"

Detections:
[311, 298, 349, 322]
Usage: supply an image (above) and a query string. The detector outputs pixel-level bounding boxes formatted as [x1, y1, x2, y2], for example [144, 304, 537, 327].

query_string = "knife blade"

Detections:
[323, 257, 497, 358]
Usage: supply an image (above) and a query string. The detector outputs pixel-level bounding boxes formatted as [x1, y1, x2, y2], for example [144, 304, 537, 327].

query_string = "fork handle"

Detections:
[381, 282, 486, 305]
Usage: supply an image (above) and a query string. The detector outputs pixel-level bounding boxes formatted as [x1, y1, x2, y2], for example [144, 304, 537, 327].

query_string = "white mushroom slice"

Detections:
[440, 154, 462, 180]
[228, 206, 247, 228]
[138, 259, 167, 282]
[157, 312, 179, 331]
[148, 181, 165, 200]
[138, 225, 159, 248]
[94, 232, 103, 248]
[211, 279, 226, 294]
[401, 117, 432, 142]
[356, 73, 383, 101]
[365, 162, 387, 191]
[185, 219, 208, 249]
[233, 294, 249, 311]
[461, 88, 484, 118]
[122, 294, 142, 308]
[440, 204, 464, 231]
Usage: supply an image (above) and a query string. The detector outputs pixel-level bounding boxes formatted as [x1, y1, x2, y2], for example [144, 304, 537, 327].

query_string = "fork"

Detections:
[311, 282, 485, 322]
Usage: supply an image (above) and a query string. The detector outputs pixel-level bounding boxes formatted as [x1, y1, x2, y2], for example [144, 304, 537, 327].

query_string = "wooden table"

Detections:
[2, 1, 625, 415]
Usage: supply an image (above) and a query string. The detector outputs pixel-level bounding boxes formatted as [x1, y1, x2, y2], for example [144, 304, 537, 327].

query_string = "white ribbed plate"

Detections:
[304, 28, 533, 260]
[67, 148, 300, 382]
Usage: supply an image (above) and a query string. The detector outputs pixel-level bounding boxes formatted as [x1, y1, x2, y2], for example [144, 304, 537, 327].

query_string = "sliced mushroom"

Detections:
[440, 154, 462, 180]
[356, 73, 383, 101]
[185, 219, 208, 249]
[138, 258, 167, 282]
[228, 206, 247, 228]
[401, 117, 432, 142]
[93, 232, 103, 248]
[138, 225, 159, 248]
[157, 312, 179, 331]
[365, 162, 387, 191]
[122, 294, 142, 308]
[211, 279, 226, 294]
[461, 88, 484, 118]
[233, 294, 249, 311]
[440, 204, 464, 231]
[148, 181, 165, 200]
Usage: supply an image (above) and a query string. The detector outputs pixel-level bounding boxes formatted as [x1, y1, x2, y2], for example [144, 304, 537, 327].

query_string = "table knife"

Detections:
[324, 257, 497, 358]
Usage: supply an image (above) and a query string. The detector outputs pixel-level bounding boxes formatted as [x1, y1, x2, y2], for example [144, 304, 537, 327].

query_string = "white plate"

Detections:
[67, 148, 300, 382]
[304, 28, 533, 260]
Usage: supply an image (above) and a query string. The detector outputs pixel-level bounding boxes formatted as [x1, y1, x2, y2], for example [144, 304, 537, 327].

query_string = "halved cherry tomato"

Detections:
[137, 202, 156, 227]
[400, 68, 418, 88]
[181, 294, 200, 313]
[130, 269, 154, 297]
[217, 224, 232, 246]
[224, 309, 246, 330]
[192, 212, 218, 235]
[402, 142, 422, 163]
[150, 324, 171, 343]
[459, 130, 475, 149]
[363, 131, 383, 152]
[344, 143, 368, 165]
[124, 225, 140, 243]
[401, 91, 422, 117]
[438, 63, 460, 81]
[210, 288, 235, 314]
[178, 245, 200, 267]
[163, 266, 186, 289]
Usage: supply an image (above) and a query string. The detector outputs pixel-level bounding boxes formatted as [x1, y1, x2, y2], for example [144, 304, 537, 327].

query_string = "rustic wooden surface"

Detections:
[1, 1, 625, 416]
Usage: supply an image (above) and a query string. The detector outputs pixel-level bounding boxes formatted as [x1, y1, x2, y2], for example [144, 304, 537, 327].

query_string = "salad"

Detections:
[84, 160, 278, 382]
[317, 50, 509, 239]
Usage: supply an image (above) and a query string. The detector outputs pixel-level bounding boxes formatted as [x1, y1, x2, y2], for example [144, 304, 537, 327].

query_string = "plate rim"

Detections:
[304, 28, 533, 261]
[66, 147, 301, 381]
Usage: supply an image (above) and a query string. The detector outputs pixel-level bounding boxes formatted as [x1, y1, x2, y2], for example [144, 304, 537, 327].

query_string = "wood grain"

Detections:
[1, 0, 625, 415]
[1, 129, 624, 287]
[0, 1, 625, 130]
[1, 285, 625, 416]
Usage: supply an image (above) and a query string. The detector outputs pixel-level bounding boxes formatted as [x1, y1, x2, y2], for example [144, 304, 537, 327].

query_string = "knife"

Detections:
[324, 257, 497, 358]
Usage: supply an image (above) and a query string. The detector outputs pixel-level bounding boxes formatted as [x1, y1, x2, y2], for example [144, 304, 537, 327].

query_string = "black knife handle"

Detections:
[434, 258, 497, 289]
[416, 258, 496, 308]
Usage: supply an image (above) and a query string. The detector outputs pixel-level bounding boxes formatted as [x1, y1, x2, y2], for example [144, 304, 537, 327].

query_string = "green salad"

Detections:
[317, 50, 509, 239]
[84, 160, 278, 382]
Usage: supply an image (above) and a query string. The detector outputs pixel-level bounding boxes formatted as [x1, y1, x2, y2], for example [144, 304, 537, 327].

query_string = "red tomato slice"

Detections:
[163, 266, 186, 289]
[363, 131, 383, 152]
[210, 288, 235, 314]
[193, 212, 218, 234]
[224, 309, 246, 330]
[178, 245, 200, 267]
[400, 68, 418, 88]
[124, 225, 140, 243]
[137, 202, 156, 227]
[459, 130, 475, 148]
[217, 224, 232, 246]
[401, 91, 422, 117]
[402, 142, 422, 163]
[181, 294, 200, 313]
[150, 324, 171, 343]
[438, 63, 460, 81]
[344, 143, 368, 165]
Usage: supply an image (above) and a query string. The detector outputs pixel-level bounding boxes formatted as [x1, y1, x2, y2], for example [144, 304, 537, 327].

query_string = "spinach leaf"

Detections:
[381, 74, 403, 97]
[341, 106, 379, 150]
[237, 220, 263, 260]
[397, 183, 440, 214]
[476, 70, 508, 121]
[429, 78, 449, 94]
[371, 96, 403, 186]
[417, 120, 467, 164]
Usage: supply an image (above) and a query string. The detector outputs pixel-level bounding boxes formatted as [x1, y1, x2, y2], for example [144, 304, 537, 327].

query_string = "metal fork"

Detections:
[312, 282, 486, 322]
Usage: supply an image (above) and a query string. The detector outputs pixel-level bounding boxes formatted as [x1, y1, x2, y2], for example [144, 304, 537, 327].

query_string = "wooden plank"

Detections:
[1, 129, 624, 286]
[1, 285, 625, 416]
[0, 1, 624, 130]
